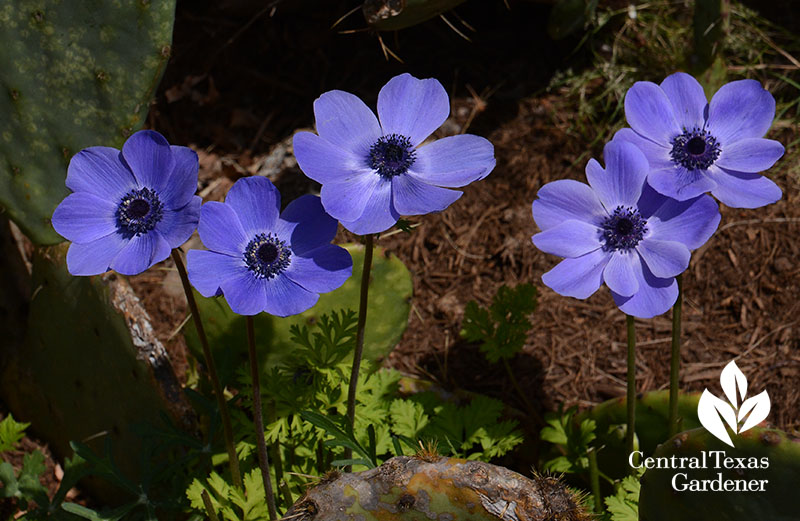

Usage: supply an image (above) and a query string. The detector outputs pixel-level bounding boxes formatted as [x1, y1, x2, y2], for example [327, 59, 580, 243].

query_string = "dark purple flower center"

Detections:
[670, 128, 721, 170]
[601, 206, 647, 251]
[244, 233, 291, 279]
[115, 187, 164, 238]
[367, 133, 416, 178]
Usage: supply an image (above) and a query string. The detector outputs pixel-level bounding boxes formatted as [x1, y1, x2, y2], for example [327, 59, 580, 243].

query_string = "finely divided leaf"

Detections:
[461, 284, 537, 363]
[390, 400, 430, 441]
[605, 472, 641, 521]
[0, 414, 29, 453]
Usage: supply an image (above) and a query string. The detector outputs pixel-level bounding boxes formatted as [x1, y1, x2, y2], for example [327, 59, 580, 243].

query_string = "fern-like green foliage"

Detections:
[0, 414, 29, 453]
[211, 309, 524, 517]
[540, 405, 597, 474]
[461, 284, 537, 363]
[604, 471, 642, 521]
[0, 438, 102, 520]
[187, 469, 269, 521]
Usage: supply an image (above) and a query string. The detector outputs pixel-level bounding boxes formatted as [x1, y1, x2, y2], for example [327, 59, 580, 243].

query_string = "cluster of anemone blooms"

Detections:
[50, 72, 497, 316]
[50, 131, 354, 317]
[49, 73, 498, 511]
[531, 72, 784, 318]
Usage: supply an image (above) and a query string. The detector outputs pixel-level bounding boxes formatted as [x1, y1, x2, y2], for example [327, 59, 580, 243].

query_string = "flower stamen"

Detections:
[115, 187, 164, 238]
[601, 206, 648, 251]
[244, 233, 291, 279]
[670, 128, 721, 170]
[367, 133, 416, 178]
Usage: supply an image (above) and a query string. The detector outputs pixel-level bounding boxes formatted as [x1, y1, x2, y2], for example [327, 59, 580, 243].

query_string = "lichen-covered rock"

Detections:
[285, 456, 591, 521]
[0, 0, 176, 244]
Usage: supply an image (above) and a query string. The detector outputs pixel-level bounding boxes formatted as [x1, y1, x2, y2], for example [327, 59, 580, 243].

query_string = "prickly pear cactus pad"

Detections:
[285, 455, 591, 521]
[0, 0, 177, 245]
[639, 427, 800, 521]
[0, 244, 194, 500]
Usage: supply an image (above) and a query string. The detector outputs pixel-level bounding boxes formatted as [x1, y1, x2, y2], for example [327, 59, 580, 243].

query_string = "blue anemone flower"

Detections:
[532, 140, 721, 318]
[293, 73, 496, 235]
[52, 130, 201, 276]
[186, 176, 353, 316]
[614, 72, 784, 208]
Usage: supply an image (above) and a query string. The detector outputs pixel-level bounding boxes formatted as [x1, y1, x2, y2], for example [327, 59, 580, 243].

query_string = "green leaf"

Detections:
[61, 502, 136, 521]
[0, 414, 29, 453]
[540, 406, 597, 475]
[462, 395, 505, 447]
[605, 472, 641, 521]
[389, 399, 429, 439]
[0, 461, 19, 498]
[187, 472, 244, 521]
[300, 411, 375, 468]
[17, 451, 50, 509]
[543, 456, 573, 473]
[461, 284, 537, 363]
[540, 416, 569, 445]
[329, 458, 373, 469]
[238, 469, 270, 521]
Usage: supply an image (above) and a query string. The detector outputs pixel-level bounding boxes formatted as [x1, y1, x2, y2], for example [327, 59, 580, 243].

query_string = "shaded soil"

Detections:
[136, 0, 800, 437]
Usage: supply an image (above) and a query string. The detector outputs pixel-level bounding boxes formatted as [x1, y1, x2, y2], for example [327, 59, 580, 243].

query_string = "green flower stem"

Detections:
[625, 313, 638, 470]
[201, 490, 221, 521]
[172, 250, 242, 489]
[344, 234, 375, 470]
[669, 274, 683, 437]
[246, 316, 278, 520]
[588, 447, 602, 514]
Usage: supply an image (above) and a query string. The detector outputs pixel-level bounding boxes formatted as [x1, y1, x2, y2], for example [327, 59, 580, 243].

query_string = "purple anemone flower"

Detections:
[293, 73, 496, 235]
[532, 140, 721, 318]
[614, 72, 784, 208]
[52, 130, 201, 276]
[186, 176, 353, 316]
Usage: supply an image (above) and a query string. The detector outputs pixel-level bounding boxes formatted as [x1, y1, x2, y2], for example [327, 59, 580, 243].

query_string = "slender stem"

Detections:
[246, 317, 278, 521]
[171, 250, 242, 489]
[344, 234, 375, 469]
[669, 274, 683, 437]
[201, 490, 221, 521]
[501, 358, 543, 426]
[625, 314, 638, 470]
[587, 448, 602, 514]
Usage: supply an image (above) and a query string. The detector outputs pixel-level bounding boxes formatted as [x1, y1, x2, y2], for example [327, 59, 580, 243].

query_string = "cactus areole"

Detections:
[284, 456, 591, 521]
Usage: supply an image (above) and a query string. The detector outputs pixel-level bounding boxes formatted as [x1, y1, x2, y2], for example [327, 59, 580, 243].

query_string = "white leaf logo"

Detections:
[697, 361, 770, 447]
